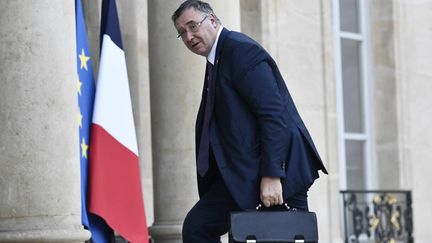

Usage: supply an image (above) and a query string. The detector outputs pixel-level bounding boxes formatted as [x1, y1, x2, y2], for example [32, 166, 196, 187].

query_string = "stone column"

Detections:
[147, 1, 240, 242]
[393, 1, 432, 241]
[240, 0, 262, 43]
[0, 1, 90, 242]
[369, 0, 400, 190]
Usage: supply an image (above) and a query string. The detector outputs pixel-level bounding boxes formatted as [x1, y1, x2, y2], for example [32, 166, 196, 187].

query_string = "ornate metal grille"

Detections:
[340, 190, 413, 243]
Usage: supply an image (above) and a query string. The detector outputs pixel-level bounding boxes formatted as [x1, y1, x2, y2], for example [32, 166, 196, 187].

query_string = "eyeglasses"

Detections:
[177, 15, 208, 40]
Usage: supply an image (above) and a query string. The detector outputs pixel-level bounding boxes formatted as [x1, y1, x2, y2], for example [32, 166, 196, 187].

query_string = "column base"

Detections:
[0, 228, 90, 243]
[149, 222, 182, 243]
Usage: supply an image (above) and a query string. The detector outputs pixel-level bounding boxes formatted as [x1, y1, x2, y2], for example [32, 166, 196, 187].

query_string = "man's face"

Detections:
[175, 8, 218, 57]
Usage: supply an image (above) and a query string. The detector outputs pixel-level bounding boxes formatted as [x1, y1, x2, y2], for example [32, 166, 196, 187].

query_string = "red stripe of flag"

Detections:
[88, 124, 148, 243]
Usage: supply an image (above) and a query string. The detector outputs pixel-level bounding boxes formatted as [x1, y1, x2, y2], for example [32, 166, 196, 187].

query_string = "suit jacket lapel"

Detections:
[212, 28, 229, 82]
[196, 28, 230, 139]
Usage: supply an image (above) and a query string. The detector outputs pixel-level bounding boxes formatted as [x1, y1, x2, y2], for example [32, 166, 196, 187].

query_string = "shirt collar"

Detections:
[207, 26, 223, 65]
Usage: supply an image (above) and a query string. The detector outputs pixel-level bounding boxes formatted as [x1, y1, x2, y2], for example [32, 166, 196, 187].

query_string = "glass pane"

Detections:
[345, 140, 366, 189]
[341, 38, 364, 133]
[339, 0, 360, 33]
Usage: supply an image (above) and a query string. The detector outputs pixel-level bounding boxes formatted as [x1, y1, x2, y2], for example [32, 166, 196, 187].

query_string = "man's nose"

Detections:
[184, 31, 194, 43]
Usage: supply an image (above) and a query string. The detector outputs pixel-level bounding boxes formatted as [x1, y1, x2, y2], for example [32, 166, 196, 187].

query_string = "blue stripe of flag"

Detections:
[100, 0, 123, 49]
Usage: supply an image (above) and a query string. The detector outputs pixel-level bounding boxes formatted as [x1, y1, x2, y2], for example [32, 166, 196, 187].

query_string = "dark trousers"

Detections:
[182, 174, 240, 243]
[182, 151, 309, 242]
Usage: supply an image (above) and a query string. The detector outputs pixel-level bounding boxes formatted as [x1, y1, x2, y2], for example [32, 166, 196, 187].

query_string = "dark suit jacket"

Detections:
[195, 28, 328, 210]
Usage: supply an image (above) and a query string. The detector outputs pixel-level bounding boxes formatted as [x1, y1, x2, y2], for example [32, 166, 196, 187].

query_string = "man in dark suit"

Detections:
[172, 1, 328, 242]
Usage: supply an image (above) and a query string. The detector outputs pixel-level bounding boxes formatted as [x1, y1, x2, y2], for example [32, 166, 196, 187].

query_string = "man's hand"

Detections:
[260, 176, 283, 207]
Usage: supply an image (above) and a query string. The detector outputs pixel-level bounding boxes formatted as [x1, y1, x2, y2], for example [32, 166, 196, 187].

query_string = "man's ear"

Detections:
[209, 13, 218, 27]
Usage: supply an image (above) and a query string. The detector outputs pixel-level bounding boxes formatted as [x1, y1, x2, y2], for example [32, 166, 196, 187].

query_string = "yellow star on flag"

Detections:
[79, 48, 90, 71]
[78, 109, 83, 128]
[77, 77, 83, 95]
[81, 137, 89, 158]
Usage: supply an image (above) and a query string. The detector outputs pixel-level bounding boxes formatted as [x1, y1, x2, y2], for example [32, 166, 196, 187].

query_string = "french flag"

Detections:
[88, 0, 148, 242]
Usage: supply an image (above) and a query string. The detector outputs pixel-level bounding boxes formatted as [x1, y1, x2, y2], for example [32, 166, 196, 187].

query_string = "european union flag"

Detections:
[75, 0, 112, 242]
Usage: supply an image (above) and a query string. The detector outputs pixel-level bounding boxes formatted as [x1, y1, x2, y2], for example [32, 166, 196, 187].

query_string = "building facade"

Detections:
[1, 0, 431, 242]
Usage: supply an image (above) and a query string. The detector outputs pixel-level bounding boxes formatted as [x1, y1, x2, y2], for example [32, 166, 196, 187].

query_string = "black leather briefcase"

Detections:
[229, 204, 318, 243]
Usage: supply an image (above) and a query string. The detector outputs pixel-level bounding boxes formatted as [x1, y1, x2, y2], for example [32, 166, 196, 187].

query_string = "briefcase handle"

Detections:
[255, 203, 297, 211]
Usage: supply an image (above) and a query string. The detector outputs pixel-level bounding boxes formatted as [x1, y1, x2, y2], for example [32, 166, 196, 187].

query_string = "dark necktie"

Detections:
[197, 62, 214, 177]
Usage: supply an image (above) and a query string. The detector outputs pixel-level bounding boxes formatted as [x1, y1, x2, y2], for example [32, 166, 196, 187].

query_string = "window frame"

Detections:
[333, 0, 375, 190]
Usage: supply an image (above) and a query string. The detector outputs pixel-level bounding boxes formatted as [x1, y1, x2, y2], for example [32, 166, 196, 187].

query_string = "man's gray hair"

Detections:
[172, 0, 220, 24]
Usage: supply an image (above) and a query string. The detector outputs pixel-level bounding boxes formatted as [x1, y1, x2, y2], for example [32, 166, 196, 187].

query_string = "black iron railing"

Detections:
[340, 190, 413, 243]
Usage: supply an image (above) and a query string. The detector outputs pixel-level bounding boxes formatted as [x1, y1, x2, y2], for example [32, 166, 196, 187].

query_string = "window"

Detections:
[334, 0, 374, 190]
